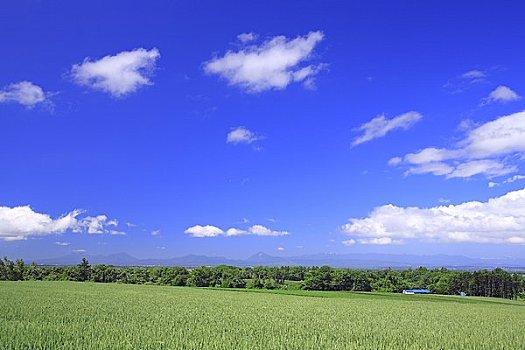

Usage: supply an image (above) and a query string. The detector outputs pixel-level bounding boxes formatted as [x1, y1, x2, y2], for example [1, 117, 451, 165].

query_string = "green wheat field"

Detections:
[1, 281, 524, 350]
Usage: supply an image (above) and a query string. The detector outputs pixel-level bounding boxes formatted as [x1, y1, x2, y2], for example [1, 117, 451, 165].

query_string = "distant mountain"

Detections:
[245, 252, 295, 265]
[36, 253, 142, 266]
[34, 252, 525, 270]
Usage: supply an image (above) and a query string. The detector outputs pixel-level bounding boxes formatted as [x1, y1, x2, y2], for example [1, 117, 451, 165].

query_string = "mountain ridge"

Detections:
[32, 252, 525, 270]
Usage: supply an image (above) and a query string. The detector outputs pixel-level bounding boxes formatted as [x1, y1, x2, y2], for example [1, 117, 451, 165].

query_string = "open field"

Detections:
[1, 281, 524, 350]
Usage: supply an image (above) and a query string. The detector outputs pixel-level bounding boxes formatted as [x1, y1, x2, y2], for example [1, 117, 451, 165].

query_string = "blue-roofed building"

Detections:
[402, 289, 431, 295]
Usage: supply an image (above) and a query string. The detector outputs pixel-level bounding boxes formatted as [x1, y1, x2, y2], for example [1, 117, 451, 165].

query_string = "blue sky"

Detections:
[2, 0, 525, 260]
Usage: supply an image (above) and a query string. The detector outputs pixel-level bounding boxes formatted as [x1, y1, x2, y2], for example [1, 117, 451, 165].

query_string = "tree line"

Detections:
[1, 257, 524, 299]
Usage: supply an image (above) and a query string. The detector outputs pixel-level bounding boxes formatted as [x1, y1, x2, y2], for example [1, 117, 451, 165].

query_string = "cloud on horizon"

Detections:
[342, 188, 525, 245]
[184, 224, 288, 237]
[0, 206, 121, 241]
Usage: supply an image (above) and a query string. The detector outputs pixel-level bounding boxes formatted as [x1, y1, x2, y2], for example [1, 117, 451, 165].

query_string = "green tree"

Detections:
[77, 258, 91, 282]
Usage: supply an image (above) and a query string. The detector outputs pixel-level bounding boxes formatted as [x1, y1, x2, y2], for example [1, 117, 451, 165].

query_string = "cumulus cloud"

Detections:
[0, 205, 120, 241]
[74, 215, 117, 234]
[151, 229, 161, 236]
[0, 206, 81, 241]
[184, 225, 224, 238]
[204, 31, 325, 92]
[184, 224, 288, 237]
[483, 85, 520, 104]
[246, 225, 288, 236]
[226, 126, 261, 144]
[71, 48, 160, 97]
[0, 81, 48, 107]
[342, 188, 525, 245]
[391, 110, 525, 178]
[352, 111, 422, 146]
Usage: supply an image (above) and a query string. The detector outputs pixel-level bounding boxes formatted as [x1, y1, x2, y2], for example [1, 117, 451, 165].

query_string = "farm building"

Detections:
[402, 289, 431, 295]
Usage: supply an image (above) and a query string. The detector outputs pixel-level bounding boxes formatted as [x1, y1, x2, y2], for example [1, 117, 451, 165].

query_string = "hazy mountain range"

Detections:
[34, 252, 525, 271]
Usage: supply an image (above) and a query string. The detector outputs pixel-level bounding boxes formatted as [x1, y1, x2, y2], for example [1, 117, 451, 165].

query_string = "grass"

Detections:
[1, 281, 524, 349]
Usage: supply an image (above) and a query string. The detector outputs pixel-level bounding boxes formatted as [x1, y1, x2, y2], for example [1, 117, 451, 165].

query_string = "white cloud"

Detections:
[404, 148, 461, 165]
[55, 241, 70, 246]
[225, 228, 247, 236]
[184, 225, 224, 238]
[151, 229, 161, 236]
[444, 70, 487, 93]
[461, 70, 486, 80]
[342, 188, 525, 245]
[488, 174, 525, 188]
[447, 160, 516, 179]
[0, 81, 48, 107]
[71, 48, 160, 97]
[204, 31, 325, 92]
[72, 249, 87, 254]
[75, 215, 117, 234]
[392, 110, 525, 178]
[107, 219, 118, 226]
[504, 175, 525, 184]
[342, 239, 356, 246]
[226, 127, 261, 144]
[358, 237, 402, 245]
[484, 86, 520, 104]
[0, 205, 120, 241]
[387, 157, 402, 166]
[352, 111, 422, 146]
[0, 206, 81, 241]
[277, 246, 285, 251]
[457, 119, 477, 132]
[247, 224, 288, 236]
[109, 230, 126, 236]
[404, 162, 454, 177]
[464, 111, 525, 158]
[184, 224, 288, 237]
[237, 32, 257, 43]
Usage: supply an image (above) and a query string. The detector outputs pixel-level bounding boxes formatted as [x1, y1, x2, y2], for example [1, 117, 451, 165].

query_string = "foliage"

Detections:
[0, 257, 524, 299]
